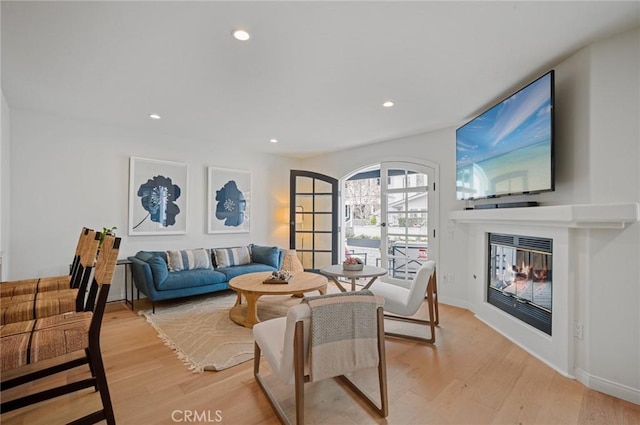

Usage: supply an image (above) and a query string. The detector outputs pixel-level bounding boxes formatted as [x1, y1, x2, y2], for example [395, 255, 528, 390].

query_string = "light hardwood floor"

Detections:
[2, 296, 639, 425]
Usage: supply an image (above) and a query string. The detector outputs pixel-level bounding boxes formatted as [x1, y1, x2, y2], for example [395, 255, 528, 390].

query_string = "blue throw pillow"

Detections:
[250, 245, 280, 268]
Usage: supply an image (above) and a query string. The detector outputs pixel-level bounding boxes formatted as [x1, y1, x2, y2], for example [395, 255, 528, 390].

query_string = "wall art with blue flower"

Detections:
[129, 157, 188, 235]
[208, 167, 251, 234]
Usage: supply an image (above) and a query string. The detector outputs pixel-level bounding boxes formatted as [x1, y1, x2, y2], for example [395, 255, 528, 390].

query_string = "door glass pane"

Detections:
[296, 195, 314, 211]
[314, 233, 332, 251]
[388, 237, 429, 279]
[314, 251, 332, 269]
[296, 233, 313, 250]
[387, 169, 407, 189]
[300, 250, 313, 269]
[315, 179, 333, 193]
[314, 213, 332, 230]
[314, 194, 333, 213]
[296, 176, 313, 192]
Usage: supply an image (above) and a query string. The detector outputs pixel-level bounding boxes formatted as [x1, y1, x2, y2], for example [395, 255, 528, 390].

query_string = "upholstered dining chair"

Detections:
[368, 260, 438, 344]
[0, 227, 93, 297]
[0, 234, 120, 425]
[253, 290, 388, 425]
[0, 230, 101, 325]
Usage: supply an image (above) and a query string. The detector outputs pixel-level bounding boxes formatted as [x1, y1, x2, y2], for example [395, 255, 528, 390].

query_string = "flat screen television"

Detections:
[456, 70, 555, 201]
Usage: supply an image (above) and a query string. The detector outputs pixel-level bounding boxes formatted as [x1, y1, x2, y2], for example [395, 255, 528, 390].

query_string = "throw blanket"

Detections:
[303, 290, 379, 382]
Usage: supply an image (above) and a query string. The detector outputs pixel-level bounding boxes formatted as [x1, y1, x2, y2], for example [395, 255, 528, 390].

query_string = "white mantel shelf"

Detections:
[449, 203, 640, 229]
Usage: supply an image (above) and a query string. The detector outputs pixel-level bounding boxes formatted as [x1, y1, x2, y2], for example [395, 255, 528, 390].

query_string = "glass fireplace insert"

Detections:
[487, 233, 553, 335]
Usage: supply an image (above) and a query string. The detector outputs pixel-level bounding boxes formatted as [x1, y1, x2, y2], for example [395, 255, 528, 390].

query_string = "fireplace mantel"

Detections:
[449, 203, 639, 229]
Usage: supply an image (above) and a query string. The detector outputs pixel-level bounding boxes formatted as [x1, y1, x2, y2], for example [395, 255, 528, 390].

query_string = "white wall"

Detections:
[300, 28, 640, 402]
[577, 28, 640, 401]
[7, 109, 297, 299]
[1, 92, 10, 280]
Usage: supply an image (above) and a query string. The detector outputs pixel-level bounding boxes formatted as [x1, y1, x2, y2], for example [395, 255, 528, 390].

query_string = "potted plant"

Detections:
[343, 256, 364, 271]
[99, 226, 117, 248]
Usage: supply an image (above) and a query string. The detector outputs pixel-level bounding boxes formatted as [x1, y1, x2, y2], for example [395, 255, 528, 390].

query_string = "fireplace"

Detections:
[487, 233, 553, 335]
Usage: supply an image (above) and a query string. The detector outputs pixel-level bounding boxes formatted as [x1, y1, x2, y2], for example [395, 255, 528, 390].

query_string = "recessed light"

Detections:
[232, 29, 251, 41]
[269, 138, 278, 144]
[382, 101, 395, 108]
[149, 114, 161, 120]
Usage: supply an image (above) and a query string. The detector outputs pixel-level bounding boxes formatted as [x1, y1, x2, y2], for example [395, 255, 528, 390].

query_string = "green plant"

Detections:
[369, 215, 377, 225]
[99, 226, 117, 248]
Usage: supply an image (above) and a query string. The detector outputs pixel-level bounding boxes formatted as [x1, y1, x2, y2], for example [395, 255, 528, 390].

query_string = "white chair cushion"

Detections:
[253, 316, 287, 382]
[254, 303, 311, 385]
[368, 280, 413, 316]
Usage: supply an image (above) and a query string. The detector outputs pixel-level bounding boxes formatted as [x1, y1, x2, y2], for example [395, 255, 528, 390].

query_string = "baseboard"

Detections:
[437, 297, 470, 311]
[574, 367, 640, 405]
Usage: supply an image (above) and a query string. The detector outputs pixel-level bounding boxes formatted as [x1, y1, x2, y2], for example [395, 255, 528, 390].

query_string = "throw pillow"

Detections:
[166, 249, 212, 272]
[214, 247, 251, 268]
[250, 244, 280, 268]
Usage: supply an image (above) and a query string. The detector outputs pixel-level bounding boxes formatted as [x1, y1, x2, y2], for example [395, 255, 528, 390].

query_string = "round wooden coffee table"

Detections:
[228, 271, 327, 328]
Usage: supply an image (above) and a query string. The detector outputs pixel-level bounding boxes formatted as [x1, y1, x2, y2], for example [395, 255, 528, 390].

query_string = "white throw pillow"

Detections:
[166, 249, 212, 272]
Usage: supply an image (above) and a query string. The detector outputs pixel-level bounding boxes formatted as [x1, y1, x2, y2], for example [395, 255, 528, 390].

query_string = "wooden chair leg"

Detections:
[254, 342, 293, 425]
[90, 346, 115, 425]
[293, 321, 305, 425]
[338, 307, 388, 417]
[431, 273, 439, 326]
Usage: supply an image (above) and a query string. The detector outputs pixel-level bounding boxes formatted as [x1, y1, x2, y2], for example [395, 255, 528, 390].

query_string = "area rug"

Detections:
[139, 290, 311, 372]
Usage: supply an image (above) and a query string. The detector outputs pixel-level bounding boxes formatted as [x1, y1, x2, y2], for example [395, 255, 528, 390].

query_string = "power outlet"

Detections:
[574, 321, 584, 340]
[442, 273, 455, 283]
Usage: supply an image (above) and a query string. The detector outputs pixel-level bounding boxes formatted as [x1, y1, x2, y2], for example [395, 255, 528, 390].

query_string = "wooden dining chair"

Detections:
[253, 290, 388, 425]
[0, 234, 121, 425]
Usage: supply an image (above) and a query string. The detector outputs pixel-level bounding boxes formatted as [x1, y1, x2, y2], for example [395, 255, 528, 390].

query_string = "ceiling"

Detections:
[2, 1, 638, 158]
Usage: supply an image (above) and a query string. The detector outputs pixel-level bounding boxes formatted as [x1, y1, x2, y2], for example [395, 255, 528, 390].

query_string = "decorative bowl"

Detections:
[343, 263, 364, 271]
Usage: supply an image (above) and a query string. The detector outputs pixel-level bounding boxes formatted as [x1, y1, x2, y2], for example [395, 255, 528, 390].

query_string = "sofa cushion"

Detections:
[250, 245, 280, 268]
[135, 251, 155, 262]
[156, 269, 227, 291]
[216, 263, 279, 281]
[166, 249, 212, 272]
[147, 255, 169, 285]
[213, 247, 251, 268]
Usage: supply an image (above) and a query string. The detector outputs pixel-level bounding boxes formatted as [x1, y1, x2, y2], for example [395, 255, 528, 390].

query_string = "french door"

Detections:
[379, 162, 436, 284]
[289, 170, 339, 271]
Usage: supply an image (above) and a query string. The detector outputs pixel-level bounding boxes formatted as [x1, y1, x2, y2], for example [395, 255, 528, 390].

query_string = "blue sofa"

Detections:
[129, 245, 284, 312]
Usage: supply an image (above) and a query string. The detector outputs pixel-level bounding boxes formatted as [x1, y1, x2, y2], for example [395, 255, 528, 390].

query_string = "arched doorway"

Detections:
[342, 161, 438, 284]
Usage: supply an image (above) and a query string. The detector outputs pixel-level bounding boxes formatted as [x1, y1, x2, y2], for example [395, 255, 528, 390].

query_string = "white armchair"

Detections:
[253, 291, 388, 425]
[368, 260, 438, 343]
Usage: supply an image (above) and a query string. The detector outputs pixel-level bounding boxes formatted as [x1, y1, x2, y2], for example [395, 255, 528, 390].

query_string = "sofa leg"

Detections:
[152, 302, 155, 314]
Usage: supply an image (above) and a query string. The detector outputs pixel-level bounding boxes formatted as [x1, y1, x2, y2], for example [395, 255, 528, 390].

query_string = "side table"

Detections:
[117, 259, 136, 310]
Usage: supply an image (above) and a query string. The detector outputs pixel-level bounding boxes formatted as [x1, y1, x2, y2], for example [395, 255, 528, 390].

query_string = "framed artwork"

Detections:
[208, 167, 251, 234]
[128, 157, 188, 235]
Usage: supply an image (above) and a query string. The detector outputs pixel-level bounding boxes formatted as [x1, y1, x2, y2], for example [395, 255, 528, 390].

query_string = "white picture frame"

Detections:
[128, 157, 188, 235]
[207, 167, 251, 234]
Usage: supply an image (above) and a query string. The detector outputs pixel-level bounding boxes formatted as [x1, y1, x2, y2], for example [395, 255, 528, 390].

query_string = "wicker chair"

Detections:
[0, 230, 101, 325]
[0, 235, 121, 425]
[0, 227, 94, 297]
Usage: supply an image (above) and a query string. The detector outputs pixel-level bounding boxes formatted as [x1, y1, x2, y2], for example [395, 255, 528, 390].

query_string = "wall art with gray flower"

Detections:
[129, 157, 188, 235]
[208, 167, 250, 234]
